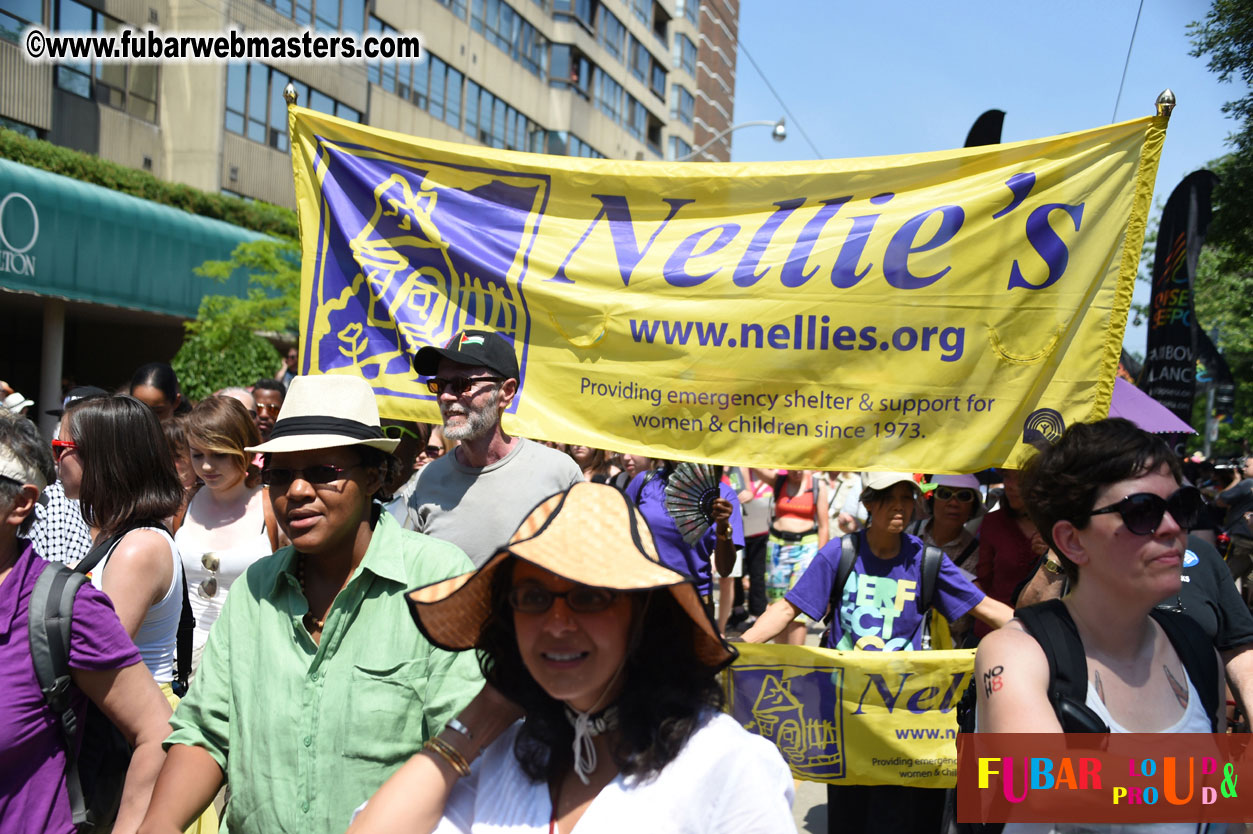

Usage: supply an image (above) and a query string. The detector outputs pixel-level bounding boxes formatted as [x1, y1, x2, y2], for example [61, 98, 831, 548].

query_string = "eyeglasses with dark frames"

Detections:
[261, 463, 359, 491]
[507, 583, 619, 614]
[1088, 486, 1205, 536]
[425, 376, 505, 396]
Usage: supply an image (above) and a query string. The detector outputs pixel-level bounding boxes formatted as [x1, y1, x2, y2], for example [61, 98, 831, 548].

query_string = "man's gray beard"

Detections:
[442, 388, 500, 442]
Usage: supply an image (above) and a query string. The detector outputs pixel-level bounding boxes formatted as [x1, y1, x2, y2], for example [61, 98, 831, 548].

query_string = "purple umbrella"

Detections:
[1109, 377, 1196, 434]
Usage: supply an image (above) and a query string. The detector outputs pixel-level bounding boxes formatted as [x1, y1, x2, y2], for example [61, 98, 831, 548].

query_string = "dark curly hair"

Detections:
[477, 559, 724, 785]
[1020, 417, 1182, 585]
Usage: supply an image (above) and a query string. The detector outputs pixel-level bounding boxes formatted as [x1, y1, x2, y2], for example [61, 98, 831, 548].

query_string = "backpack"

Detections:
[29, 522, 194, 833]
[824, 533, 949, 650]
[1014, 598, 1220, 732]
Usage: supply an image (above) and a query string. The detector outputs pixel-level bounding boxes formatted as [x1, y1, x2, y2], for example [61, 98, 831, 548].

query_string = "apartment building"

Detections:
[1, 0, 739, 207]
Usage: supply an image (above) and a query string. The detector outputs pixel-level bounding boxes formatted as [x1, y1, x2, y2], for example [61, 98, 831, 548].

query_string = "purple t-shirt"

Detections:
[627, 470, 745, 596]
[786, 532, 984, 651]
[0, 541, 142, 834]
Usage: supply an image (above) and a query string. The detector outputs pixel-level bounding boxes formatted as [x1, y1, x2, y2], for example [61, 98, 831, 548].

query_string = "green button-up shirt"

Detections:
[166, 511, 482, 834]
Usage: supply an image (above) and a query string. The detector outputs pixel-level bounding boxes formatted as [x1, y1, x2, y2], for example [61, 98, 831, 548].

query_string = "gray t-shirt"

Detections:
[405, 438, 583, 566]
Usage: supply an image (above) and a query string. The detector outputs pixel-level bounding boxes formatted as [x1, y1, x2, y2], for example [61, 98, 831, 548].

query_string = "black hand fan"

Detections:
[663, 462, 724, 545]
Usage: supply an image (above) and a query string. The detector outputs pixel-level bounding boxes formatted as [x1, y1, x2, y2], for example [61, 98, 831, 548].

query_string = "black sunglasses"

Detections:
[508, 584, 618, 614]
[425, 376, 504, 396]
[261, 463, 358, 490]
[1089, 486, 1205, 536]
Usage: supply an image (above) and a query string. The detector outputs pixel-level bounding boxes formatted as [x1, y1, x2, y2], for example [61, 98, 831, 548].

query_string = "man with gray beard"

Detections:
[403, 330, 582, 565]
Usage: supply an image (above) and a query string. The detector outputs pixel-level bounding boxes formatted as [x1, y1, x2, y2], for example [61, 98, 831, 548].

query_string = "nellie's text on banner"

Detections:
[724, 643, 971, 787]
[288, 110, 1165, 470]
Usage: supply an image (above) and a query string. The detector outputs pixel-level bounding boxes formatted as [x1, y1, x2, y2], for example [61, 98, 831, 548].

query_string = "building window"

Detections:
[371, 16, 465, 126]
[597, 6, 625, 63]
[465, 81, 540, 152]
[0, 0, 40, 43]
[628, 36, 648, 83]
[594, 68, 624, 124]
[52, 0, 158, 123]
[667, 135, 692, 161]
[0, 115, 40, 138]
[670, 84, 693, 126]
[471, 0, 548, 77]
[257, 0, 367, 31]
[675, 0, 698, 24]
[544, 130, 604, 159]
[674, 33, 696, 75]
[435, 0, 468, 18]
[631, 0, 649, 25]
[224, 63, 358, 151]
[553, 0, 593, 31]
[650, 57, 666, 101]
[549, 43, 592, 100]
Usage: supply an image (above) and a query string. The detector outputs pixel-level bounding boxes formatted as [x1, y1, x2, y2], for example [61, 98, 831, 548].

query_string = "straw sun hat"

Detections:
[245, 374, 398, 455]
[407, 482, 736, 670]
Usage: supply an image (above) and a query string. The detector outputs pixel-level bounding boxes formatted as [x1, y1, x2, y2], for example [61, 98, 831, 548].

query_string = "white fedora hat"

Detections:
[246, 374, 398, 455]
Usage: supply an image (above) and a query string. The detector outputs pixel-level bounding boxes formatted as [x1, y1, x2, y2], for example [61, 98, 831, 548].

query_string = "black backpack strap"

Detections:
[29, 564, 91, 827]
[1149, 608, 1221, 731]
[1014, 600, 1109, 733]
[919, 545, 943, 613]
[174, 569, 195, 697]
[825, 534, 858, 624]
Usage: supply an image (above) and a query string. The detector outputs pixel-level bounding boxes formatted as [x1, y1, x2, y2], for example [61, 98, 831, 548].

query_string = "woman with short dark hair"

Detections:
[977, 418, 1222, 742]
[59, 395, 185, 687]
[350, 482, 794, 833]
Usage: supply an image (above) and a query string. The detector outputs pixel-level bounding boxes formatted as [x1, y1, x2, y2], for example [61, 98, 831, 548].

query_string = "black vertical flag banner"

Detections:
[1141, 170, 1219, 423]
[964, 110, 1005, 147]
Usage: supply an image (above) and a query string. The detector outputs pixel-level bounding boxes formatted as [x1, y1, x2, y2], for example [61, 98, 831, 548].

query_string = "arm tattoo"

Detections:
[1164, 664, 1189, 710]
[1094, 670, 1105, 704]
[983, 665, 1004, 697]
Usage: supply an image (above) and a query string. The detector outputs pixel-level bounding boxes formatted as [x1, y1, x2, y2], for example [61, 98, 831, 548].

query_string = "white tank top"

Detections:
[89, 527, 183, 683]
[176, 521, 272, 665]
[1002, 668, 1213, 834]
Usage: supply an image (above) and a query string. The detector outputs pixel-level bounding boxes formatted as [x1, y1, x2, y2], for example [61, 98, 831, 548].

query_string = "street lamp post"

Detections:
[676, 117, 786, 162]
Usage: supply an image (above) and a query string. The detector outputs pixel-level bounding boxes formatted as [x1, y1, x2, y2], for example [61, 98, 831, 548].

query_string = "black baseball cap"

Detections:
[413, 330, 520, 380]
[45, 385, 109, 417]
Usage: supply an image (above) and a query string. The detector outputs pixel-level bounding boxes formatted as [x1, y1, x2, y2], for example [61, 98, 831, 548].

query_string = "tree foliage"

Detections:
[172, 238, 301, 401]
[1187, 2, 1253, 453]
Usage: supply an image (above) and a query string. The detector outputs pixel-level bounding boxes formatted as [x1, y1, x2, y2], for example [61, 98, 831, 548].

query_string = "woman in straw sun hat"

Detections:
[349, 482, 794, 834]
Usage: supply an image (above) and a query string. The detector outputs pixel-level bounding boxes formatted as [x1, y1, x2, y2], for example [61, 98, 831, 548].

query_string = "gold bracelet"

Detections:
[424, 736, 471, 778]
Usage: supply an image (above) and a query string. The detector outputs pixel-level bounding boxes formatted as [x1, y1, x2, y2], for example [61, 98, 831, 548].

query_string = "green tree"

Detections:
[1188, 2, 1253, 453]
[171, 238, 301, 401]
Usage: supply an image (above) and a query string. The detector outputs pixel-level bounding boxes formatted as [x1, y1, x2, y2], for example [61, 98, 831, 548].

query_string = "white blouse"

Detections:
[433, 712, 795, 834]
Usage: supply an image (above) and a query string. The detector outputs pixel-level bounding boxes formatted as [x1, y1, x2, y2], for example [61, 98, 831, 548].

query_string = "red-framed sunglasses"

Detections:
[51, 439, 78, 461]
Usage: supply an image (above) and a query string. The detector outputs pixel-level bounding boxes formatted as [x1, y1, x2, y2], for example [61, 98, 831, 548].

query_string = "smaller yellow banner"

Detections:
[725, 643, 974, 787]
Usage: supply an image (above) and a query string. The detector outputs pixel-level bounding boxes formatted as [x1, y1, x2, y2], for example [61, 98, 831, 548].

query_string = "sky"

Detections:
[728, 0, 1246, 359]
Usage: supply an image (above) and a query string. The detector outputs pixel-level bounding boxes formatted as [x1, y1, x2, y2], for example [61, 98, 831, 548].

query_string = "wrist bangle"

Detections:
[445, 717, 474, 742]
[424, 736, 471, 778]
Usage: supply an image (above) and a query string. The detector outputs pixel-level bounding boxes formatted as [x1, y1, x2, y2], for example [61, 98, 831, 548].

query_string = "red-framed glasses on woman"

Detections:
[51, 439, 77, 461]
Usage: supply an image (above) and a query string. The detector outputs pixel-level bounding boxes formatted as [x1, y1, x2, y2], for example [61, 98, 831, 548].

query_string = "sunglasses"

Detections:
[1089, 486, 1205, 536]
[423, 444, 444, 458]
[256, 402, 281, 415]
[51, 438, 77, 461]
[934, 486, 977, 503]
[198, 552, 220, 599]
[425, 376, 504, 396]
[507, 583, 619, 614]
[261, 463, 358, 490]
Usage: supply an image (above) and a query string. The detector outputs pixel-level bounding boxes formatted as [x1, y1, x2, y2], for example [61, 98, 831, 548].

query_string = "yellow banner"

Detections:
[725, 643, 973, 787]
[289, 107, 1165, 470]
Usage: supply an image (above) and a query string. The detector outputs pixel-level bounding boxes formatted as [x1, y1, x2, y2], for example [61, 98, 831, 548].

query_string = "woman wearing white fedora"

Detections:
[139, 375, 483, 834]
[349, 482, 794, 834]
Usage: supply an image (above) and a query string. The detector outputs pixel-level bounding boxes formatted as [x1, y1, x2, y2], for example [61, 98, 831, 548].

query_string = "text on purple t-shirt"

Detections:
[785, 532, 984, 650]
